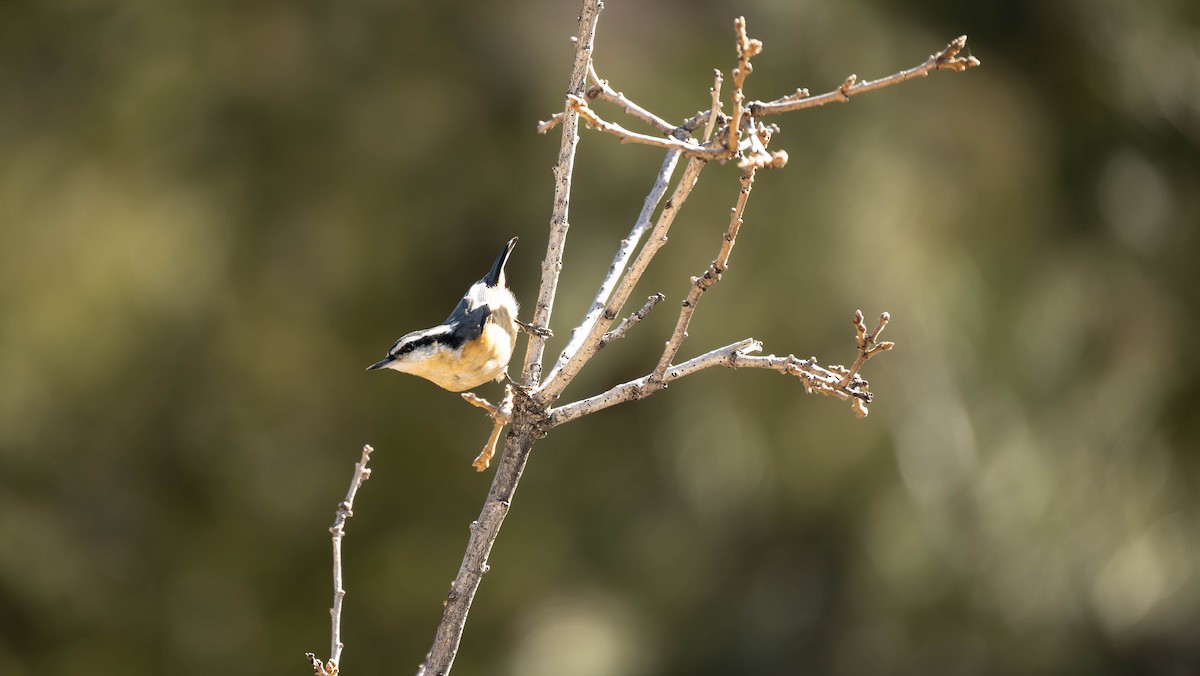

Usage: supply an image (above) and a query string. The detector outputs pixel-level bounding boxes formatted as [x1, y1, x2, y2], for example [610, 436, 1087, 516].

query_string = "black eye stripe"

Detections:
[394, 333, 438, 355]
[389, 324, 469, 357]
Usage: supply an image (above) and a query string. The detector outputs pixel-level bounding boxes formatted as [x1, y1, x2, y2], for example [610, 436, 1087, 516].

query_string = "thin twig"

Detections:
[839, 310, 894, 388]
[306, 444, 374, 676]
[536, 112, 565, 134]
[561, 33, 979, 161]
[702, 69, 723, 143]
[569, 95, 726, 159]
[680, 108, 725, 136]
[586, 61, 677, 134]
[537, 155, 709, 403]
[653, 166, 757, 380]
[411, 10, 965, 675]
[419, 4, 604, 674]
[546, 339, 878, 427]
[726, 17, 763, 156]
[521, 5, 605, 388]
[600, 293, 666, 349]
[663, 36, 978, 136]
[748, 35, 980, 117]
[548, 339, 760, 428]
[546, 63, 678, 137]
[546, 149, 681, 383]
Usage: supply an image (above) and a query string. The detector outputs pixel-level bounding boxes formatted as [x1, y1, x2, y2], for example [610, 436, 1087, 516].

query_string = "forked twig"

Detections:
[726, 17, 763, 156]
[541, 61, 681, 137]
[840, 310, 894, 388]
[601, 293, 666, 349]
[653, 165, 758, 380]
[407, 7, 973, 675]
[537, 155, 709, 403]
[586, 62, 676, 134]
[569, 95, 727, 159]
[419, 5, 605, 674]
[546, 339, 881, 427]
[748, 35, 980, 117]
[306, 444, 374, 676]
[553, 32, 980, 160]
[547, 148, 682, 383]
[520, 2, 605, 387]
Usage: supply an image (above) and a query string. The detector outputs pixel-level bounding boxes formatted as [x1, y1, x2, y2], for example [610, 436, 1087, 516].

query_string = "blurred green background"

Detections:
[2, 0, 1198, 674]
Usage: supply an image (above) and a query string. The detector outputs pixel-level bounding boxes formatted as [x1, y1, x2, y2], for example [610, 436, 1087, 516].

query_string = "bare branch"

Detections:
[748, 35, 980, 117]
[537, 155, 709, 403]
[417, 396, 545, 676]
[306, 444, 374, 676]
[546, 339, 879, 427]
[653, 166, 757, 380]
[600, 293, 665, 349]
[661, 36, 979, 134]
[419, 3, 603, 675]
[536, 111, 564, 134]
[680, 107, 726, 136]
[548, 339, 760, 426]
[586, 61, 677, 134]
[407, 11, 968, 675]
[547, 149, 681, 383]
[521, 2, 605, 387]
[839, 310, 894, 388]
[539, 62, 678, 137]
[779, 87, 812, 102]
[702, 69, 724, 143]
[726, 17, 764, 156]
[569, 95, 726, 159]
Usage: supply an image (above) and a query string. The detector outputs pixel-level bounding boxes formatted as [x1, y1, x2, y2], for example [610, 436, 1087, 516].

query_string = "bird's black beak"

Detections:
[482, 237, 518, 287]
[366, 357, 392, 371]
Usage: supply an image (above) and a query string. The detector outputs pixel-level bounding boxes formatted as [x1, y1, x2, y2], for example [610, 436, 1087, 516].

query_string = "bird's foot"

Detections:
[462, 385, 515, 472]
[516, 319, 553, 338]
[501, 372, 540, 401]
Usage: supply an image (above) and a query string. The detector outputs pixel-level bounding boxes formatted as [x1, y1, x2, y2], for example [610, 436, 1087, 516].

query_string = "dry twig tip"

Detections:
[839, 310, 896, 392]
[307, 444, 374, 676]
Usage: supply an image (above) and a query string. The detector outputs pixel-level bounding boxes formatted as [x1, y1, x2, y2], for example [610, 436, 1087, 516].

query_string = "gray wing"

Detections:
[441, 298, 491, 350]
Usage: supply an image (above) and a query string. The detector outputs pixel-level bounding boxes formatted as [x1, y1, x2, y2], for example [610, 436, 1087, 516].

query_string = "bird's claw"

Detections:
[517, 319, 553, 338]
[501, 372, 539, 401]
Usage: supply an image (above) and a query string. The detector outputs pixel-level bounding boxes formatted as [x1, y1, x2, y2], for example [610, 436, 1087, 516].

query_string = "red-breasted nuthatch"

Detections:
[367, 237, 546, 391]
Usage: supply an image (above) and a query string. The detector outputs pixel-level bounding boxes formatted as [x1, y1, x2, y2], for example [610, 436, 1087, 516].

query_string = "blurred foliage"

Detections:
[2, 0, 1198, 674]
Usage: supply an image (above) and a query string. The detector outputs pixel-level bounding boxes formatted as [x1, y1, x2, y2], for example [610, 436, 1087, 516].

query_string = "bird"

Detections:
[367, 237, 547, 392]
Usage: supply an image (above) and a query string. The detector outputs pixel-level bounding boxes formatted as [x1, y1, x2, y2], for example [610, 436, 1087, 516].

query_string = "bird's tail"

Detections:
[483, 237, 518, 287]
